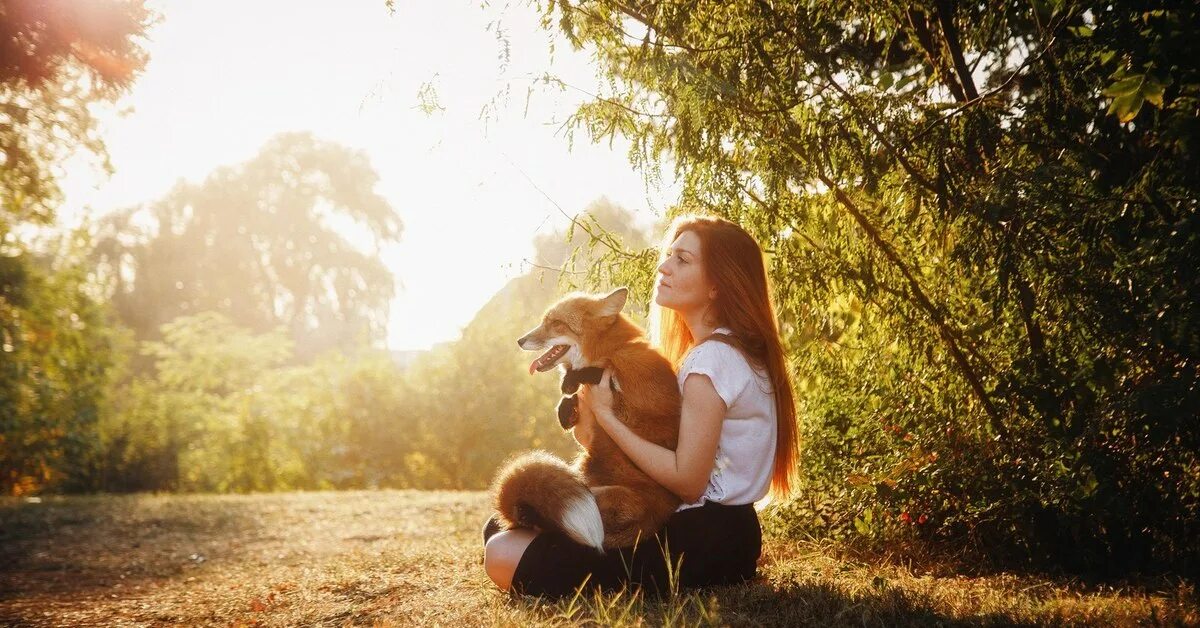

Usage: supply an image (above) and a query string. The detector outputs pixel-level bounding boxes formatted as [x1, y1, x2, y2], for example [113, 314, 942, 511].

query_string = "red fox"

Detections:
[492, 288, 682, 549]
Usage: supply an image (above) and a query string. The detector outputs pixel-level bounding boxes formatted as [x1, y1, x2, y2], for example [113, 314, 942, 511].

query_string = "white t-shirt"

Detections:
[675, 328, 778, 510]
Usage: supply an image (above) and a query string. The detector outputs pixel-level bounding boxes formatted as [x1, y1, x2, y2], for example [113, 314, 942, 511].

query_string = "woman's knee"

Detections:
[484, 529, 538, 591]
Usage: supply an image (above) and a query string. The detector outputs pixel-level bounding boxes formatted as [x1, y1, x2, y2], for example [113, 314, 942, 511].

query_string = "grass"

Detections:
[0, 491, 1195, 626]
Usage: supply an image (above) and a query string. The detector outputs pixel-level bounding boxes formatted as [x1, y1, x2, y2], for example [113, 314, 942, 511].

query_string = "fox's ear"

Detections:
[597, 287, 628, 317]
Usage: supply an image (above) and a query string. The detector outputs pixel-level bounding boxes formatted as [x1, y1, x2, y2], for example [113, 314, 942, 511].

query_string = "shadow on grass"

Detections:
[0, 494, 264, 602]
[516, 574, 1071, 627]
[711, 578, 1002, 627]
[511, 572, 999, 627]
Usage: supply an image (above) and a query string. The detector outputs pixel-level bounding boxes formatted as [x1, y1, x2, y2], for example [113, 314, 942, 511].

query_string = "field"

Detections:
[1, 491, 1195, 626]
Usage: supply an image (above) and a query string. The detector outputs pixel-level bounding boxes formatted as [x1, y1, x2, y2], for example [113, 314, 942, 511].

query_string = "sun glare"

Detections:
[60, 0, 675, 351]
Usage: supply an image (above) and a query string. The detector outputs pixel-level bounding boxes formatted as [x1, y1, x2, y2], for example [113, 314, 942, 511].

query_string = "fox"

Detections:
[492, 287, 682, 550]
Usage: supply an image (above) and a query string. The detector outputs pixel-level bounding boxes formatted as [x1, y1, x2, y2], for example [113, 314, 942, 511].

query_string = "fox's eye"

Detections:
[551, 319, 579, 336]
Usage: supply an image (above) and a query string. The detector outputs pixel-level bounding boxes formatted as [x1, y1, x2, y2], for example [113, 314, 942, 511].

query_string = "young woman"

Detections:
[483, 215, 798, 596]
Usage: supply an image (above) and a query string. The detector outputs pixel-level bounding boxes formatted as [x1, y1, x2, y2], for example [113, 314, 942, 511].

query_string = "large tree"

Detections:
[93, 132, 403, 361]
[534, 1, 1198, 571]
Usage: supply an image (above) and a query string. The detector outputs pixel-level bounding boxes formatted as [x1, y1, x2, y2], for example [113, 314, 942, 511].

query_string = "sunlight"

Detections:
[58, 0, 674, 350]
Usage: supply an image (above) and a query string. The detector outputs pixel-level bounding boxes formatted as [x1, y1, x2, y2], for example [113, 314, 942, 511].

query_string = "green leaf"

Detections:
[1143, 75, 1168, 107]
[1102, 75, 1143, 97]
[1108, 91, 1145, 123]
[895, 72, 919, 91]
[1069, 25, 1094, 37]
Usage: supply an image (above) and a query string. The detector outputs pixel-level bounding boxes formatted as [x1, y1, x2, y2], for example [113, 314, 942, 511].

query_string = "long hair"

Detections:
[650, 215, 799, 501]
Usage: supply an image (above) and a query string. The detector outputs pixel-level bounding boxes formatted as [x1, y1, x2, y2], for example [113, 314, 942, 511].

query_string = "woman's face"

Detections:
[654, 230, 716, 315]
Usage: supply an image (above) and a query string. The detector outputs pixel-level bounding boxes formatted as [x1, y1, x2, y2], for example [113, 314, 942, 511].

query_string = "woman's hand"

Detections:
[581, 369, 726, 504]
[572, 389, 597, 448]
[578, 368, 616, 428]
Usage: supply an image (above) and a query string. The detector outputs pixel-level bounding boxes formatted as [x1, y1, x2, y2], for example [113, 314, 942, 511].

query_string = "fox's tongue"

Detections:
[528, 345, 568, 375]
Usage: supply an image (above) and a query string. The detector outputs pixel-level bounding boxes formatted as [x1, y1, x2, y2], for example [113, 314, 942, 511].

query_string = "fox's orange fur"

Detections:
[493, 288, 682, 549]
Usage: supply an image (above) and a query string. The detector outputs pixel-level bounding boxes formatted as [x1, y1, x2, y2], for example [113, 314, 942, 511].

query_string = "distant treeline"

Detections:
[3, 177, 645, 497]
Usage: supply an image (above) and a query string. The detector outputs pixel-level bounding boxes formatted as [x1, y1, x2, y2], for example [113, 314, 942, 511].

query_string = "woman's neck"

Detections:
[682, 307, 720, 342]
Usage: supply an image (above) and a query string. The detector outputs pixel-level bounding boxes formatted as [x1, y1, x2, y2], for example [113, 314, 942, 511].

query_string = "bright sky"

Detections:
[59, 0, 676, 350]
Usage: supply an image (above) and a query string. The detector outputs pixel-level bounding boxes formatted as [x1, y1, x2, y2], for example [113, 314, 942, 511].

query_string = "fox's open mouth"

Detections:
[529, 344, 570, 374]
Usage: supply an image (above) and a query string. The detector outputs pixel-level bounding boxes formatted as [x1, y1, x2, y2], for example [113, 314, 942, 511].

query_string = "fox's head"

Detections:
[518, 287, 629, 374]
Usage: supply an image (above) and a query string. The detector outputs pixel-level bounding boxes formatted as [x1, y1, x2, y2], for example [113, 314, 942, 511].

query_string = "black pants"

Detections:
[483, 500, 761, 598]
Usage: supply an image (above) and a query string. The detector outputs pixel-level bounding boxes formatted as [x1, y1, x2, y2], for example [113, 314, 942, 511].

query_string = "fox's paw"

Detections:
[557, 395, 579, 430]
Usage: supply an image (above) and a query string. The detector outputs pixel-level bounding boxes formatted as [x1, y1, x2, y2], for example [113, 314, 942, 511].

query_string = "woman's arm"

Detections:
[581, 369, 725, 503]
[572, 395, 597, 449]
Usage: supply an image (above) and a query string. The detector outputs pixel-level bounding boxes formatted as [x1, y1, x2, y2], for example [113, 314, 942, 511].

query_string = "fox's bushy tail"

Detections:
[492, 451, 604, 551]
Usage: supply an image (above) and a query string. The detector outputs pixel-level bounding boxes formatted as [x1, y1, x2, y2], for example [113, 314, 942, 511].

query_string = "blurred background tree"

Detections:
[86, 199, 647, 494]
[0, 0, 152, 232]
[91, 132, 403, 364]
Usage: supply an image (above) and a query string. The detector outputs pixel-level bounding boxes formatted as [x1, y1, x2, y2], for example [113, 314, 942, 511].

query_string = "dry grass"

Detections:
[0, 491, 1194, 626]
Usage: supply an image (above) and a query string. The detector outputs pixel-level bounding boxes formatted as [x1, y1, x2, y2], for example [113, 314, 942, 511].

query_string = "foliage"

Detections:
[0, 231, 126, 495]
[534, 0, 1199, 572]
[0, 0, 153, 230]
[0, 0, 152, 495]
[87, 201, 647, 493]
[549, 198, 662, 317]
[91, 132, 403, 362]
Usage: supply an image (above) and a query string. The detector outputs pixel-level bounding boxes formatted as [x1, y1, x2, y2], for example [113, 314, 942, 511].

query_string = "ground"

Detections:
[0, 491, 1195, 626]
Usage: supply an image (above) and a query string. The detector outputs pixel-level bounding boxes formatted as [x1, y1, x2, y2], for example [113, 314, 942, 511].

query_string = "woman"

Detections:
[483, 215, 798, 596]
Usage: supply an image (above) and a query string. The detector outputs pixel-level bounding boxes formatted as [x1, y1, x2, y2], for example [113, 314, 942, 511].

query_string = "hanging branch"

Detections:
[934, 0, 980, 101]
[502, 153, 639, 261]
[806, 156, 1010, 439]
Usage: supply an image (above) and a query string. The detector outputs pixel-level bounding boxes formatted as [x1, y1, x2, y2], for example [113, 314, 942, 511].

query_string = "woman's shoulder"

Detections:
[681, 333, 756, 382]
[686, 336, 740, 362]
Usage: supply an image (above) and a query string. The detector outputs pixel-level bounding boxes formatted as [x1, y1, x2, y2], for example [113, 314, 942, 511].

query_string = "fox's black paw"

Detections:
[560, 366, 606, 394]
[557, 395, 579, 430]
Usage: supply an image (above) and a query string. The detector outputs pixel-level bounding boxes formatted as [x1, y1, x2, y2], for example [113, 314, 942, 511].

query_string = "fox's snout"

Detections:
[516, 328, 549, 350]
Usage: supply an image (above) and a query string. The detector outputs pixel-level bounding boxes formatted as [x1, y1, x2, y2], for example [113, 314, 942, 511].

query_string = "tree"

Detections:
[0, 231, 126, 495]
[91, 199, 651, 493]
[93, 132, 403, 361]
[531, 196, 657, 309]
[99, 312, 294, 492]
[0, 0, 152, 231]
[0, 0, 152, 495]
[534, 1, 1199, 571]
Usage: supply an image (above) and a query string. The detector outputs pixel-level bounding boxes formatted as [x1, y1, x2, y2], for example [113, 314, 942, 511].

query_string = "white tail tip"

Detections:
[560, 491, 604, 551]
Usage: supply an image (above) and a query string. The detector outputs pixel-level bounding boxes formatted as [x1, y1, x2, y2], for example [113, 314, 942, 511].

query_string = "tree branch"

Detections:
[808, 162, 1009, 439]
[934, 0, 980, 101]
[502, 152, 639, 260]
[904, 8, 968, 102]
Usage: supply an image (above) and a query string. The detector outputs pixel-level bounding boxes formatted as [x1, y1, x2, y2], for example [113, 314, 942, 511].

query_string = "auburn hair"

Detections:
[650, 215, 799, 501]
